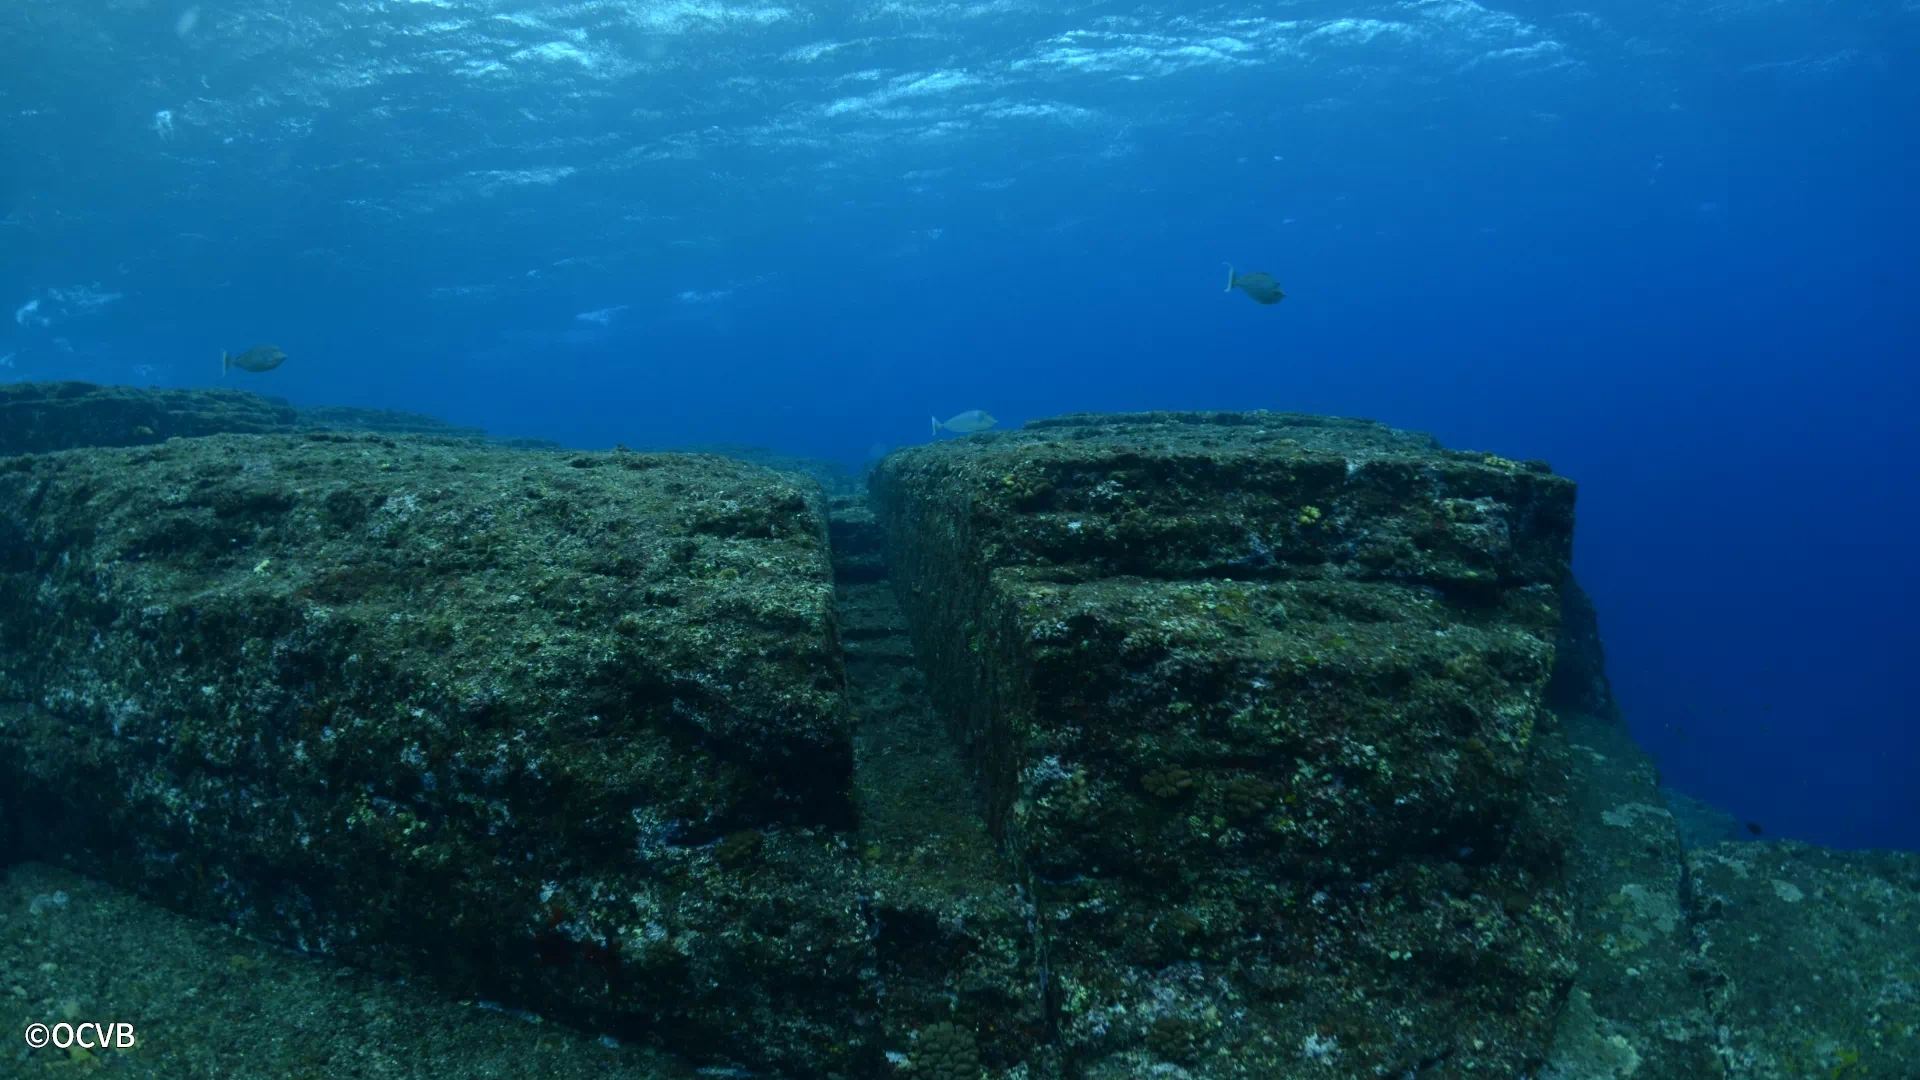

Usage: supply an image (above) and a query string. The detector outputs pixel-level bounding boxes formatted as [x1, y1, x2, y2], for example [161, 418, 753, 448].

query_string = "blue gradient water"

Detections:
[2, 0, 1913, 849]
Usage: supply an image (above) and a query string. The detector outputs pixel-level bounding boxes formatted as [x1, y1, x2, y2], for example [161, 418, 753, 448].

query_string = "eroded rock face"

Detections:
[0, 433, 861, 1073]
[871, 411, 1582, 1077]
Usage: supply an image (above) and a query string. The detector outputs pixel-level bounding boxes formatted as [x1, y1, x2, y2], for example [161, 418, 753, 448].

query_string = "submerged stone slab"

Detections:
[871, 411, 1581, 1077]
[0, 433, 861, 1073]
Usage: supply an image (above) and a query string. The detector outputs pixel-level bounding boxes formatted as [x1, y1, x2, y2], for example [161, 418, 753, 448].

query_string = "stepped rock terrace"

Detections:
[2, 387, 1910, 1080]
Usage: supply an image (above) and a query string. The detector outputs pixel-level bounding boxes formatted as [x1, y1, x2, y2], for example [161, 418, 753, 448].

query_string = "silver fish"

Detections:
[933, 409, 997, 437]
[222, 345, 287, 375]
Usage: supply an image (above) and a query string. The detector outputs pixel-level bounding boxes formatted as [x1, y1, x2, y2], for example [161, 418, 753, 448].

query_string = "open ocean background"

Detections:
[1, 0, 1914, 851]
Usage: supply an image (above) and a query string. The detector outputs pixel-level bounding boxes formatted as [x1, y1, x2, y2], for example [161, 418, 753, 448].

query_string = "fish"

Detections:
[221, 345, 287, 375]
[1224, 264, 1286, 305]
[932, 410, 997, 438]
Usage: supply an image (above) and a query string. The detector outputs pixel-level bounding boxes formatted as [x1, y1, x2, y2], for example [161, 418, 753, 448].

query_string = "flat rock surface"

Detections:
[1687, 840, 1920, 1079]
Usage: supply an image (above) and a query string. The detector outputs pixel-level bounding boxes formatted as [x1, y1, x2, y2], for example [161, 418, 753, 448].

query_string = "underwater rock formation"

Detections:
[0, 380, 297, 454]
[1546, 572, 1621, 723]
[0, 380, 545, 455]
[1551, 707, 1721, 1078]
[0, 860, 691, 1079]
[0, 433, 861, 1073]
[1686, 840, 1920, 1078]
[1, 394, 1911, 1079]
[289, 403, 494, 441]
[870, 410, 1582, 1077]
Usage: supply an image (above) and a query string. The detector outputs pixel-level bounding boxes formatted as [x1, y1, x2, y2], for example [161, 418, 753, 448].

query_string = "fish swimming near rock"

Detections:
[221, 345, 287, 375]
[932, 409, 997, 438]
[1224, 265, 1286, 305]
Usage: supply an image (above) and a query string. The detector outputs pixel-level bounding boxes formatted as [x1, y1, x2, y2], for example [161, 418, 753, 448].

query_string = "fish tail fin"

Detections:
[220, 350, 228, 376]
[931, 415, 941, 439]
[1224, 263, 1235, 292]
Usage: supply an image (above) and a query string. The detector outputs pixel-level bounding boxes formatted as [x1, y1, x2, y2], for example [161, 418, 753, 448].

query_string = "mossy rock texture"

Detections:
[870, 411, 1582, 1078]
[10, 398, 1903, 1080]
[0, 433, 863, 1074]
[1685, 841, 1920, 1079]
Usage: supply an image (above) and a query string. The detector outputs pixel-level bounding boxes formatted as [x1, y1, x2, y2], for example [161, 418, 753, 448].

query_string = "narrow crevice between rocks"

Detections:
[825, 490, 1050, 1070]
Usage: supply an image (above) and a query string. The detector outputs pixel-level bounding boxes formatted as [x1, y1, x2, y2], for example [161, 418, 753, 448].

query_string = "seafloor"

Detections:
[0, 381, 1912, 1080]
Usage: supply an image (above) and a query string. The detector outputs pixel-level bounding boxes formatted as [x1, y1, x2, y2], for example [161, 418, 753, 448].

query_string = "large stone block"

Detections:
[0, 433, 861, 1073]
[871, 411, 1581, 1077]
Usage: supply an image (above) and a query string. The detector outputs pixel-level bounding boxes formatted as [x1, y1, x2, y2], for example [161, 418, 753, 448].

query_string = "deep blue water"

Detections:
[3, 0, 1914, 850]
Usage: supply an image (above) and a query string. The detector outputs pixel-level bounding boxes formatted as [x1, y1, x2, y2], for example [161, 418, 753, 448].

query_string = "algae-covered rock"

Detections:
[1666, 786, 1751, 851]
[0, 861, 690, 1079]
[1549, 710, 1721, 1079]
[913, 1021, 982, 1080]
[0, 433, 862, 1074]
[0, 381, 569, 455]
[677, 442, 862, 499]
[291, 403, 494, 440]
[828, 494, 889, 583]
[835, 547, 1051, 1079]
[1686, 841, 1920, 1079]
[871, 410, 1581, 1078]
[0, 380, 297, 454]
[2, 399, 1908, 1080]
